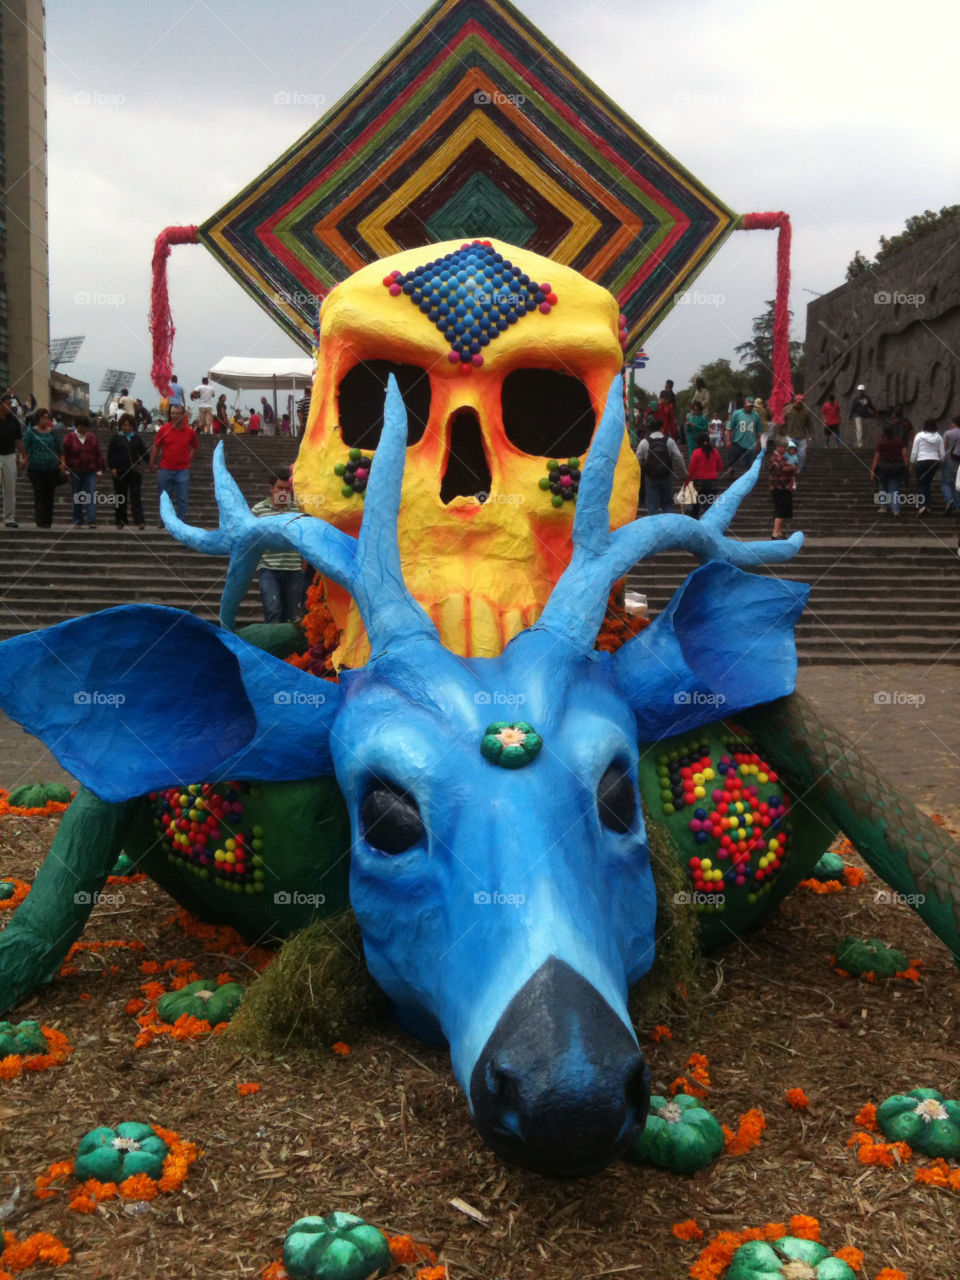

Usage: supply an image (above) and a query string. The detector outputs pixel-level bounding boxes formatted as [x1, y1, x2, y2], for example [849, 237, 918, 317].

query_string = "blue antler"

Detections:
[533, 375, 803, 649]
[165, 376, 436, 655]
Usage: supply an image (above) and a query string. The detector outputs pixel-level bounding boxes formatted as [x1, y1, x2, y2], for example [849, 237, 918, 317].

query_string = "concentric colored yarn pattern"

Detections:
[382, 240, 556, 368]
[198, 0, 733, 353]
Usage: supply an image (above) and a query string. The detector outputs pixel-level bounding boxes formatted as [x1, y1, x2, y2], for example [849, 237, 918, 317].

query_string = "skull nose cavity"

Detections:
[440, 408, 492, 505]
[469, 957, 649, 1176]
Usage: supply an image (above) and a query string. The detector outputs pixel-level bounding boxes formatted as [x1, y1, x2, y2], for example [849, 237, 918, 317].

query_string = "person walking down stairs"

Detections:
[108, 414, 149, 530]
[63, 417, 105, 528]
[23, 409, 67, 528]
[910, 419, 944, 518]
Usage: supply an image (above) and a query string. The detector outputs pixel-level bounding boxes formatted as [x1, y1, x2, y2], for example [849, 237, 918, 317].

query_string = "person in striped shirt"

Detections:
[251, 474, 307, 622]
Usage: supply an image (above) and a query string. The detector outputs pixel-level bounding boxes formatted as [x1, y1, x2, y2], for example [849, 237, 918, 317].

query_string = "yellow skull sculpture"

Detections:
[293, 238, 639, 665]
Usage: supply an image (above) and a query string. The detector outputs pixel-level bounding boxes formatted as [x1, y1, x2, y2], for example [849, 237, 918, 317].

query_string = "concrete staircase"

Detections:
[1, 432, 958, 663]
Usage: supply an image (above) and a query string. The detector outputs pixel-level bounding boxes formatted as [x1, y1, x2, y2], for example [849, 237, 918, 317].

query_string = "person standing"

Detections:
[168, 375, 186, 411]
[870, 425, 909, 518]
[657, 381, 677, 440]
[690, 376, 709, 419]
[216, 393, 228, 432]
[251, 473, 305, 622]
[821, 390, 841, 447]
[890, 407, 913, 448]
[636, 419, 684, 516]
[768, 437, 797, 539]
[849, 385, 876, 448]
[727, 397, 762, 473]
[22, 409, 66, 528]
[685, 431, 722, 520]
[683, 403, 707, 455]
[0, 392, 27, 527]
[782, 394, 814, 471]
[909, 419, 944, 517]
[117, 387, 137, 422]
[108, 412, 148, 529]
[752, 396, 771, 444]
[247, 407, 262, 436]
[260, 397, 276, 434]
[63, 416, 105, 527]
[942, 415, 960, 515]
[193, 376, 217, 434]
[150, 404, 198, 521]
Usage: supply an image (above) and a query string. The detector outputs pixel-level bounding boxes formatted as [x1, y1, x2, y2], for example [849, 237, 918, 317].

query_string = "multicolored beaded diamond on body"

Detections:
[150, 781, 266, 894]
[382, 240, 558, 371]
[334, 448, 374, 498]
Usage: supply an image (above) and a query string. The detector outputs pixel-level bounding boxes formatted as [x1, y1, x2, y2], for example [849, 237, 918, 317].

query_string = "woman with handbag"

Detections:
[23, 409, 67, 527]
[870, 425, 909, 517]
[685, 431, 722, 520]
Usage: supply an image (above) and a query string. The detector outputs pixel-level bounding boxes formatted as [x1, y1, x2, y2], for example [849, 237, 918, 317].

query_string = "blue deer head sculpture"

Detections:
[0, 376, 807, 1175]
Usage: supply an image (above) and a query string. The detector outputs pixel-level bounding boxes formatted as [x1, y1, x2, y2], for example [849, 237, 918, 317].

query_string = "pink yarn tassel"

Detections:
[741, 212, 793, 422]
[150, 225, 199, 396]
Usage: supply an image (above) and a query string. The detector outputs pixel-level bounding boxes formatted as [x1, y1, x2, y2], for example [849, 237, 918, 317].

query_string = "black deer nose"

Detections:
[469, 957, 649, 1176]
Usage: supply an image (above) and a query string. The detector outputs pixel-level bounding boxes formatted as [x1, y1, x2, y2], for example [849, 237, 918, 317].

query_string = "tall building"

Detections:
[0, 0, 48, 400]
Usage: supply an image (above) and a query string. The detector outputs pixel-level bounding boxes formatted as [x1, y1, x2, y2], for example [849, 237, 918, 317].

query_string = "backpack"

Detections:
[644, 435, 672, 479]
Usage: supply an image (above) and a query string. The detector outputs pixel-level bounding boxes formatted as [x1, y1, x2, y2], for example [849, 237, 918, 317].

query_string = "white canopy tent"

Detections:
[207, 357, 314, 433]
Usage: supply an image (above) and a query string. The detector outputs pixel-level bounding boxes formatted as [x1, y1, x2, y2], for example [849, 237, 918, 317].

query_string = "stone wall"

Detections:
[804, 221, 960, 429]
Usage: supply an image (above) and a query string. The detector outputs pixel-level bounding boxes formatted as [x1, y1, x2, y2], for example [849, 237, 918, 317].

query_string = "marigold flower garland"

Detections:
[0, 1229, 71, 1277]
[0, 788, 72, 819]
[34, 1125, 199, 1212]
[670, 1052, 711, 1099]
[0, 878, 29, 912]
[800, 865, 868, 893]
[0, 1027, 72, 1082]
[170, 908, 274, 970]
[722, 1108, 766, 1156]
[260, 1231, 444, 1280]
[127, 964, 236, 1048]
[685, 1217, 904, 1280]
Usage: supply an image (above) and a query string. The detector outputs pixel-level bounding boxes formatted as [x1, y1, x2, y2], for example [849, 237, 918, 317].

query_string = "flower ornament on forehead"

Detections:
[383, 239, 559, 370]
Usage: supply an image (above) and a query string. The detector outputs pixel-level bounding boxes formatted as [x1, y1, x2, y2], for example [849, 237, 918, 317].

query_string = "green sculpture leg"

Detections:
[740, 693, 960, 966]
[0, 786, 141, 1015]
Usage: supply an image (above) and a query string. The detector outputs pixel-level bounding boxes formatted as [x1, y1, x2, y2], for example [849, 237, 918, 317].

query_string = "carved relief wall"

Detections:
[804, 222, 960, 426]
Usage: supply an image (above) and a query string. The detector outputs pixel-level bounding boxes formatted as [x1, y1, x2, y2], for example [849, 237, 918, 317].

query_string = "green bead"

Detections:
[538, 476, 551, 490]
[663, 803, 675, 815]
[341, 485, 354, 499]
[568, 457, 581, 469]
[551, 494, 563, 507]
[333, 462, 346, 476]
[348, 448, 362, 462]
[546, 459, 560, 471]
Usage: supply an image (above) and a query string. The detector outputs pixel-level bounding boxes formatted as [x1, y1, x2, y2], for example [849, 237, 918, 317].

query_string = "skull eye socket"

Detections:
[337, 360, 431, 451]
[361, 781, 425, 855]
[501, 368, 595, 457]
[597, 764, 636, 834]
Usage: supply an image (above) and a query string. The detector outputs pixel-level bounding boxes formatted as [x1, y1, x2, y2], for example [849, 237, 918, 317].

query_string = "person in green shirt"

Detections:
[251, 473, 307, 622]
[727, 398, 762, 474]
[23, 409, 66, 528]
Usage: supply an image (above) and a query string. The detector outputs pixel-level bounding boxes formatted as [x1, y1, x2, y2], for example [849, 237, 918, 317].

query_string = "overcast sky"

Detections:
[45, 0, 957, 409]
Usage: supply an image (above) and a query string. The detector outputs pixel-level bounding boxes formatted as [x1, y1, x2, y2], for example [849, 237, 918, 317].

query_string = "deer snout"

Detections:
[468, 956, 649, 1176]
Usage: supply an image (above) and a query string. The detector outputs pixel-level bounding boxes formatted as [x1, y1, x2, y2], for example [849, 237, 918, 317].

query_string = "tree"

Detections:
[734, 300, 804, 400]
[845, 205, 960, 279]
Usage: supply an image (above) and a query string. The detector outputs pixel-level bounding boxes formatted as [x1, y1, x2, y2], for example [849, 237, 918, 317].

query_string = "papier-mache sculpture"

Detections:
[2, 241, 959, 1178]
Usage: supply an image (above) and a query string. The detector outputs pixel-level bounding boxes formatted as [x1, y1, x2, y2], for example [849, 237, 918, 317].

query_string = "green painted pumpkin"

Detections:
[876, 1087, 960, 1157]
[7, 782, 72, 807]
[0, 1019, 47, 1056]
[810, 851, 845, 881]
[727, 1236, 856, 1280]
[282, 1213, 390, 1279]
[75, 1122, 168, 1181]
[156, 980, 244, 1025]
[0, 882, 15, 901]
[627, 1092, 724, 1174]
[834, 937, 906, 978]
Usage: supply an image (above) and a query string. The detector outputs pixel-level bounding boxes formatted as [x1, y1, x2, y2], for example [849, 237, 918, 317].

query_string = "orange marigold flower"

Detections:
[0, 1229, 71, 1270]
[261, 1263, 289, 1280]
[125, 998, 146, 1016]
[650, 1025, 673, 1043]
[842, 865, 867, 887]
[140, 960, 163, 975]
[671, 1219, 703, 1241]
[119, 1173, 159, 1201]
[873, 1271, 907, 1280]
[914, 1159, 950, 1187]
[786, 1088, 810, 1110]
[834, 1246, 864, 1270]
[799, 877, 844, 894]
[237, 1082, 261, 1097]
[332, 1041, 351, 1056]
[788, 1215, 820, 1241]
[847, 1131, 912, 1167]
[723, 1109, 766, 1156]
[855, 1103, 878, 1131]
[416, 1267, 447, 1280]
[141, 980, 166, 1001]
[216, 972, 233, 985]
[386, 1234, 436, 1265]
[67, 1193, 98, 1214]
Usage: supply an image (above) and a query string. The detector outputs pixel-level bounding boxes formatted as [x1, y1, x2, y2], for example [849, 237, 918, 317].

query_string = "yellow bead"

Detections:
[701, 859, 712, 871]
[758, 772, 768, 783]
[694, 786, 705, 798]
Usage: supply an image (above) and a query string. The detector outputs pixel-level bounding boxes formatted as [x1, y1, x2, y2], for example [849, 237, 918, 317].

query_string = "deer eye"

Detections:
[361, 782, 425, 855]
[597, 764, 636, 834]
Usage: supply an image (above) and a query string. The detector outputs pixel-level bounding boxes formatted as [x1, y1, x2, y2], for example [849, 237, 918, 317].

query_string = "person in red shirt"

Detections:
[685, 431, 723, 519]
[821, 390, 841, 448]
[149, 405, 199, 522]
[247, 409, 262, 436]
[63, 416, 106, 528]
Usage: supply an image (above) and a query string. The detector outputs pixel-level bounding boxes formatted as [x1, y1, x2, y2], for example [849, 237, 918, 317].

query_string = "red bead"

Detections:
[547, 292, 558, 305]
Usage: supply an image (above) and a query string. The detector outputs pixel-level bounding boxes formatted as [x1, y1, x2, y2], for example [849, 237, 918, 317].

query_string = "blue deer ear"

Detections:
[613, 563, 809, 740]
[0, 606, 339, 801]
